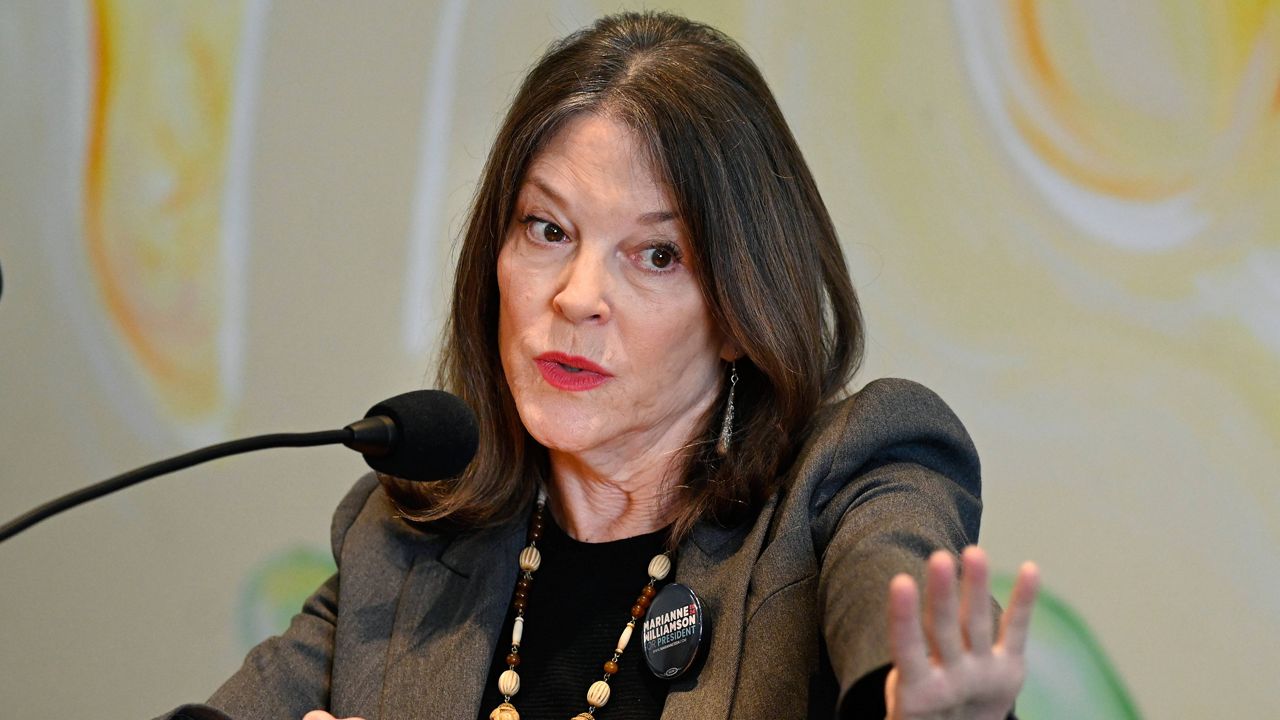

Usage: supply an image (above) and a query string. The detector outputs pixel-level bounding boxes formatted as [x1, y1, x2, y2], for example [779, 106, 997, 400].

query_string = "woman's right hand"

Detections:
[885, 547, 1039, 720]
[302, 712, 366, 720]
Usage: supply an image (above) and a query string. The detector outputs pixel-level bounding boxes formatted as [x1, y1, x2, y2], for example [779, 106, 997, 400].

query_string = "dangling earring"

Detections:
[716, 361, 738, 457]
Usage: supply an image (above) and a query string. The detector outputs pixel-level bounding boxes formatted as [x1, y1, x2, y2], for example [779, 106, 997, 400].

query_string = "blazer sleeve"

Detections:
[153, 474, 382, 720]
[808, 380, 984, 716]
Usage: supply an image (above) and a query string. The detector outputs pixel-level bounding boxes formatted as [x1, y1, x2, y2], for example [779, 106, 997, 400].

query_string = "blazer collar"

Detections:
[376, 517, 527, 720]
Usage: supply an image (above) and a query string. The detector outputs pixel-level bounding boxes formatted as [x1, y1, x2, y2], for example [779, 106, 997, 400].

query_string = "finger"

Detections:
[924, 550, 964, 665]
[302, 712, 336, 720]
[960, 545, 993, 654]
[997, 561, 1041, 655]
[887, 572, 931, 682]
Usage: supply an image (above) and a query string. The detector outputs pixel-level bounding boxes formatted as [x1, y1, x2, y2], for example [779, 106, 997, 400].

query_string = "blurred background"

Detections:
[1, 1, 1277, 717]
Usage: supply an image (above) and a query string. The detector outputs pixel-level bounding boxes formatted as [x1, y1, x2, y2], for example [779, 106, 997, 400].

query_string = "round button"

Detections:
[641, 583, 706, 679]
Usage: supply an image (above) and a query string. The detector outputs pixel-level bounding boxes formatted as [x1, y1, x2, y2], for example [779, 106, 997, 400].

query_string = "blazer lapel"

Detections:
[660, 496, 776, 720]
[378, 518, 526, 719]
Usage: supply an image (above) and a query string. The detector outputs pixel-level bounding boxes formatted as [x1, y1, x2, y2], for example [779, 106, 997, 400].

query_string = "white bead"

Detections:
[512, 616, 524, 646]
[519, 546, 542, 572]
[615, 621, 634, 654]
[587, 680, 611, 708]
[489, 702, 520, 720]
[498, 669, 520, 696]
[648, 554, 671, 581]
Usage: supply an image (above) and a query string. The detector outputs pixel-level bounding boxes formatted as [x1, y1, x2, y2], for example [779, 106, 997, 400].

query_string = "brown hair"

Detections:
[381, 11, 863, 543]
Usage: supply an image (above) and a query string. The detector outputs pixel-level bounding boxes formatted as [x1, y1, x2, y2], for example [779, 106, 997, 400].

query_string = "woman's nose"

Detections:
[552, 250, 611, 323]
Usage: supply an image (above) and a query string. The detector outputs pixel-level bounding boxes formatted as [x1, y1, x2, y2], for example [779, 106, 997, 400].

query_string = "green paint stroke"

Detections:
[991, 574, 1141, 719]
[236, 545, 336, 653]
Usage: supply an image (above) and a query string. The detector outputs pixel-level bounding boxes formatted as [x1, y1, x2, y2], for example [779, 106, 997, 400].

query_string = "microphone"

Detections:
[0, 390, 478, 544]
[345, 389, 479, 481]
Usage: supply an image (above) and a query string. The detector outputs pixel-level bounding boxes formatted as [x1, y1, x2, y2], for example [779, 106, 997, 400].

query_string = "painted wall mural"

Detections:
[31, 0, 267, 447]
[85, 0, 247, 430]
[3, 1, 1277, 717]
[236, 547, 335, 655]
[991, 573, 1138, 719]
[954, 0, 1280, 357]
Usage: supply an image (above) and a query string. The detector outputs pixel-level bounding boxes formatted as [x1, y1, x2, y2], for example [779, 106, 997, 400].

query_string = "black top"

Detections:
[476, 513, 670, 720]
[473, 511, 897, 720]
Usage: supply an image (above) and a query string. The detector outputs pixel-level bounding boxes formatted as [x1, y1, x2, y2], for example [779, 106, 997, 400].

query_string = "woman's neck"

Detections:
[541, 384, 717, 542]
[545, 450, 674, 542]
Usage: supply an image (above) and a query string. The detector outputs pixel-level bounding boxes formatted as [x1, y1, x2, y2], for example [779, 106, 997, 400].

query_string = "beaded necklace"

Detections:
[488, 489, 672, 720]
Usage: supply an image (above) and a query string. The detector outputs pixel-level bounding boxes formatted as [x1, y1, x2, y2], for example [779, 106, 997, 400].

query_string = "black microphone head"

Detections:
[362, 390, 478, 482]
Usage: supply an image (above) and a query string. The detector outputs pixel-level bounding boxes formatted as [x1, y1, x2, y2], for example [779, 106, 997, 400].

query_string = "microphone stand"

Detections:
[0, 418, 394, 545]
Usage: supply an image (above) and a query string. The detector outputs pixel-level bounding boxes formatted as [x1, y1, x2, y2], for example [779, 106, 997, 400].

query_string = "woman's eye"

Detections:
[534, 219, 565, 243]
[639, 244, 681, 271]
[519, 215, 567, 244]
[541, 222, 565, 243]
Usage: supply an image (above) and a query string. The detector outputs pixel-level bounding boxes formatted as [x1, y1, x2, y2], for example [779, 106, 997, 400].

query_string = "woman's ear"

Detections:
[719, 338, 744, 362]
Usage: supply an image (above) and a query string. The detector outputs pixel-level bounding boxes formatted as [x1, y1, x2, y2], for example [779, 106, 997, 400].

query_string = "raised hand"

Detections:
[885, 547, 1039, 720]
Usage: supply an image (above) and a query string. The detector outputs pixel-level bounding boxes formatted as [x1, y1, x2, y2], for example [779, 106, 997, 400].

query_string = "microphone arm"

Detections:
[0, 418, 396, 545]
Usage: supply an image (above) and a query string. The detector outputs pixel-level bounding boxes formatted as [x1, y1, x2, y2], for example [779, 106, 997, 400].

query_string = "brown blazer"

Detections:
[162, 378, 982, 719]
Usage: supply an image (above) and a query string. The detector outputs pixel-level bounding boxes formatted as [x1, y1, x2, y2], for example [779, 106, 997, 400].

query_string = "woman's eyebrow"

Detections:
[526, 174, 676, 225]
[636, 210, 676, 225]
[527, 176, 562, 203]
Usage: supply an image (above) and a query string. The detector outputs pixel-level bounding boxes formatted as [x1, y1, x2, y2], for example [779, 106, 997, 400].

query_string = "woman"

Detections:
[165, 11, 1037, 720]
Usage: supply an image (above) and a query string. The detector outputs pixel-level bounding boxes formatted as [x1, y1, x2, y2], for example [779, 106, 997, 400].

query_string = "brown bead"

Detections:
[640, 585, 656, 599]
[635, 595, 651, 610]
[603, 660, 619, 675]
[516, 578, 531, 591]
[630, 604, 644, 618]
[513, 598, 527, 612]
[506, 653, 521, 667]
[513, 589, 527, 602]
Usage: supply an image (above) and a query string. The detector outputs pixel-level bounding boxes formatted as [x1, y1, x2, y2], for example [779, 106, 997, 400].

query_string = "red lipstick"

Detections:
[535, 352, 612, 391]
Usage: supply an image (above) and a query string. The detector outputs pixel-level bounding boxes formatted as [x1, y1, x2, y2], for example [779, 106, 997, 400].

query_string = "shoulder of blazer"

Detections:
[330, 472, 382, 560]
[777, 378, 981, 548]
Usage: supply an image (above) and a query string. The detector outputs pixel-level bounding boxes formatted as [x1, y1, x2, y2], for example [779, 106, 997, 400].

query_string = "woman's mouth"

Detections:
[534, 352, 612, 391]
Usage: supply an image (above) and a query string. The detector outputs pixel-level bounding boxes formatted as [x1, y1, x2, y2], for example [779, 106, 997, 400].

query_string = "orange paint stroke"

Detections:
[83, 0, 182, 382]
[1010, 0, 1191, 200]
[189, 31, 229, 121]
[1012, 0, 1109, 181]
[1010, 101, 1191, 200]
[1017, 0, 1061, 95]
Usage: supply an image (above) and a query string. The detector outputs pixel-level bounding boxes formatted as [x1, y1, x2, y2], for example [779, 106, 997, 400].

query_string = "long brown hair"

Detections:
[381, 11, 863, 543]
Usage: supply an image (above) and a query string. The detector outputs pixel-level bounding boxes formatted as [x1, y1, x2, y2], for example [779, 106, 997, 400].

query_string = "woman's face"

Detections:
[497, 113, 734, 463]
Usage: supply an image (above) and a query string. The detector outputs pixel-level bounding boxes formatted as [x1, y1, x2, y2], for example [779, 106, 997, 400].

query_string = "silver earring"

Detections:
[716, 361, 738, 457]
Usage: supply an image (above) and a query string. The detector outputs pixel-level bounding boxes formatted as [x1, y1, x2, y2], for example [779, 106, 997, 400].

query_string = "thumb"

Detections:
[884, 667, 900, 720]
